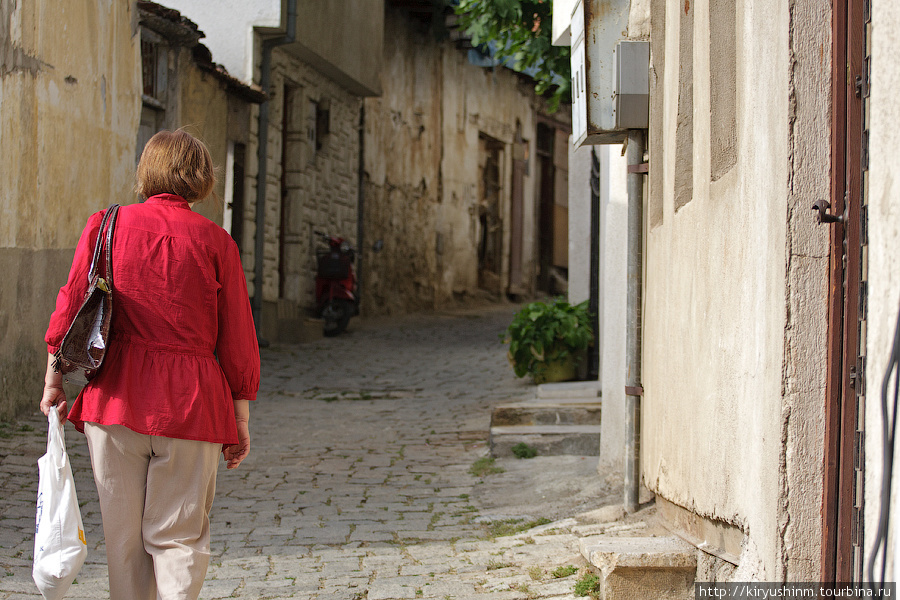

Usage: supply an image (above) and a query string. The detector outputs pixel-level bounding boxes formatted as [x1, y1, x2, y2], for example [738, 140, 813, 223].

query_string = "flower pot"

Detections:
[531, 353, 577, 385]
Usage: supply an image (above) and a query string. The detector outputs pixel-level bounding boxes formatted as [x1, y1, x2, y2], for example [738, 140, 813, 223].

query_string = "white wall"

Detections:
[552, 0, 578, 45]
[599, 145, 628, 472]
[644, 0, 790, 580]
[865, 0, 900, 582]
[567, 141, 594, 305]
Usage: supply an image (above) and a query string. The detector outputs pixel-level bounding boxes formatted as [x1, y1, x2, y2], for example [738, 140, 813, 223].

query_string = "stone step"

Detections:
[489, 425, 601, 457]
[578, 535, 697, 600]
[490, 401, 602, 426]
[536, 380, 602, 399]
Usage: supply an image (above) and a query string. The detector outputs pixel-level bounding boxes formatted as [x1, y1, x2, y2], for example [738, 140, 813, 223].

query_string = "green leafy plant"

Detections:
[551, 565, 579, 579]
[511, 442, 538, 459]
[574, 571, 601, 598]
[503, 298, 593, 382]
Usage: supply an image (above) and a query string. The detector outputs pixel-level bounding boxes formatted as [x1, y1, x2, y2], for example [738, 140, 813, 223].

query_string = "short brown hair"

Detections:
[136, 129, 216, 202]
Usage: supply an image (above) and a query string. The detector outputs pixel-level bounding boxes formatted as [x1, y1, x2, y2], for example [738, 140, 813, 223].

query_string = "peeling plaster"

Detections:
[0, 0, 48, 77]
[781, 0, 831, 581]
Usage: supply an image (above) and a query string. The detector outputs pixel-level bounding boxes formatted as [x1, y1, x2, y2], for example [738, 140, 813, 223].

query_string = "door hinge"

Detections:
[862, 129, 869, 171]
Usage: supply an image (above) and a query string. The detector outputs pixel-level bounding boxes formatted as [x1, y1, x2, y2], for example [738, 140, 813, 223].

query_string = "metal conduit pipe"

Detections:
[624, 129, 645, 514]
[355, 104, 366, 311]
[252, 0, 298, 336]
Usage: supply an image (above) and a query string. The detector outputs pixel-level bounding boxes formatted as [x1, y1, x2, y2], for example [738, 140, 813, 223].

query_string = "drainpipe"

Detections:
[356, 103, 366, 312]
[588, 148, 601, 381]
[624, 129, 645, 514]
[252, 0, 297, 336]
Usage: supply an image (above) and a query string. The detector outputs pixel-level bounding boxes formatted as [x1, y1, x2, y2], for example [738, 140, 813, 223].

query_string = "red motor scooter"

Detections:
[314, 231, 358, 336]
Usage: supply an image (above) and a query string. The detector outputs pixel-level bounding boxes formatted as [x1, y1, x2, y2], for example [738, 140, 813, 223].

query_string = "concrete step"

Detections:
[491, 401, 602, 426]
[579, 535, 697, 600]
[489, 425, 601, 457]
[536, 380, 602, 399]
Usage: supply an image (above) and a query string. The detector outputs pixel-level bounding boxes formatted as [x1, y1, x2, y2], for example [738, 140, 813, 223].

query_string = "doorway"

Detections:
[535, 122, 569, 294]
[508, 127, 528, 297]
[478, 135, 504, 293]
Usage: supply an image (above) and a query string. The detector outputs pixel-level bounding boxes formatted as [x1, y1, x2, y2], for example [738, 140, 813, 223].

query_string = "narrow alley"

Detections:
[0, 304, 637, 600]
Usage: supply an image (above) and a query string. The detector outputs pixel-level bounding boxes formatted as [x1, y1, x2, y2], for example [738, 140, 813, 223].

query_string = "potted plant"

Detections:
[503, 298, 594, 384]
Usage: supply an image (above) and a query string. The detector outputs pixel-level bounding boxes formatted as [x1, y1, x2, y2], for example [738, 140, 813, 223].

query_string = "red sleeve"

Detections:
[45, 211, 106, 354]
[215, 238, 260, 401]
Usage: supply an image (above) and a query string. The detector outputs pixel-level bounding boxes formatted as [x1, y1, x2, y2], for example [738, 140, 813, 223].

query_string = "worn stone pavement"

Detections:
[0, 303, 642, 600]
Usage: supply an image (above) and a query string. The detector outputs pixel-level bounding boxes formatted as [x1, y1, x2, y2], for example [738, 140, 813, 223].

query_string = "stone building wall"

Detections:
[248, 7, 570, 331]
[250, 48, 362, 339]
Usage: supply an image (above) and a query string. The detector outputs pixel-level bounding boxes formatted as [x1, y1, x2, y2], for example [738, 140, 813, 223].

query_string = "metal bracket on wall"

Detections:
[625, 386, 644, 396]
[627, 162, 649, 174]
[812, 198, 847, 224]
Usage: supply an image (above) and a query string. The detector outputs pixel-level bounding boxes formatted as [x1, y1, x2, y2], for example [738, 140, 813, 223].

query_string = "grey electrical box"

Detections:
[613, 41, 650, 130]
[569, 0, 647, 146]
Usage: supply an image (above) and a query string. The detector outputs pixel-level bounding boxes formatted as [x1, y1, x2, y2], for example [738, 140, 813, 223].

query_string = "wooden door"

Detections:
[821, 0, 867, 582]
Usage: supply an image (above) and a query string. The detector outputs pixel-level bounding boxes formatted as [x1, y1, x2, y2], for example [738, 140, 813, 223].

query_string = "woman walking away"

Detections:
[40, 129, 260, 600]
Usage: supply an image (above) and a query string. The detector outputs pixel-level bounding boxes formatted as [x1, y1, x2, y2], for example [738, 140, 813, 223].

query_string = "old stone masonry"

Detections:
[0, 304, 632, 600]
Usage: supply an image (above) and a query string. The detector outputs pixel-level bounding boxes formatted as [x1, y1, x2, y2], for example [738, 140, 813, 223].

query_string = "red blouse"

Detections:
[45, 194, 260, 445]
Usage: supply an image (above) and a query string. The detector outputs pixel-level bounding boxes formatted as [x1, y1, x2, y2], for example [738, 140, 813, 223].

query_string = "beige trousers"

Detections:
[84, 423, 220, 600]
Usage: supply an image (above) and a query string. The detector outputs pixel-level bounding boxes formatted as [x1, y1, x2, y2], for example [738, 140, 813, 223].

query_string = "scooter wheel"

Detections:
[322, 299, 353, 337]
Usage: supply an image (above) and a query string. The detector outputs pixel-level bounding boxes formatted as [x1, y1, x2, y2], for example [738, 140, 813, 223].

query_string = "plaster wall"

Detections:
[287, 0, 383, 97]
[0, 0, 140, 419]
[628, 0, 651, 39]
[175, 51, 258, 231]
[642, 0, 828, 580]
[552, 0, 579, 45]
[568, 142, 594, 305]
[362, 8, 558, 314]
[599, 145, 627, 471]
[435, 45, 549, 308]
[780, 0, 831, 579]
[865, 0, 900, 581]
[568, 141, 609, 388]
[178, 55, 231, 226]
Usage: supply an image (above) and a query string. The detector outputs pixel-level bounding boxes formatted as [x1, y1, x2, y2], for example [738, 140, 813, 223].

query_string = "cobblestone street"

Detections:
[0, 304, 627, 600]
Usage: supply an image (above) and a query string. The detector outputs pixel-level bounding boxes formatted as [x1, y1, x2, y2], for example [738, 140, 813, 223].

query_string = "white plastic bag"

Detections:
[33, 409, 87, 600]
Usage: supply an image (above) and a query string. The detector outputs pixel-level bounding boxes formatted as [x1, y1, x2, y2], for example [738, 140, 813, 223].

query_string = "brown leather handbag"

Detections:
[53, 205, 120, 385]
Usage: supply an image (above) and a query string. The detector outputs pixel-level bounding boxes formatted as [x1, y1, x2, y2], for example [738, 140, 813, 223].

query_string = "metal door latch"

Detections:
[812, 200, 846, 224]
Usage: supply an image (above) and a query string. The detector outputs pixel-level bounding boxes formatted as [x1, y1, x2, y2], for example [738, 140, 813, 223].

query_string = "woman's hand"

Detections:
[223, 399, 250, 469]
[40, 385, 67, 419]
[40, 353, 67, 419]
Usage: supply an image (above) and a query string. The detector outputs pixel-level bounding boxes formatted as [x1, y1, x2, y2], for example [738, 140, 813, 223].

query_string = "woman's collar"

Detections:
[145, 193, 191, 208]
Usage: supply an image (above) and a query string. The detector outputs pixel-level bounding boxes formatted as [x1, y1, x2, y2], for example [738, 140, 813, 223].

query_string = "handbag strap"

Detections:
[86, 204, 120, 288]
[103, 205, 119, 289]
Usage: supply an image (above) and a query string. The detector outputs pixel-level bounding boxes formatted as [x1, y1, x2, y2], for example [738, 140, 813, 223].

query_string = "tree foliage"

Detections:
[454, 0, 570, 110]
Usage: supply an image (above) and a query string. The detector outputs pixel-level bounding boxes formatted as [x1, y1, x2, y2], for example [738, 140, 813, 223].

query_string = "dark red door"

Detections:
[821, 0, 866, 583]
